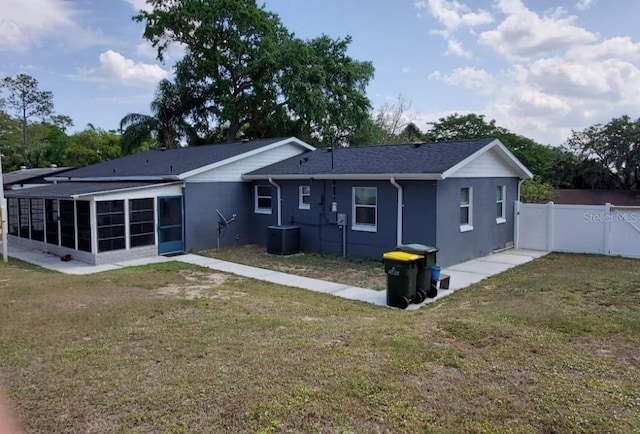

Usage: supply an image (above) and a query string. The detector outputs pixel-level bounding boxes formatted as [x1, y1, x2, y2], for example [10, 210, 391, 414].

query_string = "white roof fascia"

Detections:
[441, 139, 534, 180]
[71, 181, 183, 199]
[178, 137, 316, 180]
[45, 176, 175, 182]
[242, 173, 443, 181]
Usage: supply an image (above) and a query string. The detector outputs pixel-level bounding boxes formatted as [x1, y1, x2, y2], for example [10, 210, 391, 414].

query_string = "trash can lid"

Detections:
[383, 251, 423, 262]
[397, 243, 439, 253]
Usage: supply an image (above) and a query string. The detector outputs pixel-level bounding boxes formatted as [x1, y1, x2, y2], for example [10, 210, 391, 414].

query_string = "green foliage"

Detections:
[566, 115, 640, 190]
[1, 73, 54, 148]
[520, 179, 553, 203]
[65, 125, 121, 167]
[135, 0, 374, 145]
[120, 79, 194, 154]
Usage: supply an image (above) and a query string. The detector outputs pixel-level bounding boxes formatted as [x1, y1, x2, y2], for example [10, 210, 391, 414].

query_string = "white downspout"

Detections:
[390, 177, 403, 246]
[268, 177, 282, 226]
[515, 179, 525, 249]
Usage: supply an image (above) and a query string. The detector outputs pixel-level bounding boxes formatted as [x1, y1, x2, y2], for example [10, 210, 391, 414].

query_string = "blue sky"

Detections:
[1, 0, 639, 146]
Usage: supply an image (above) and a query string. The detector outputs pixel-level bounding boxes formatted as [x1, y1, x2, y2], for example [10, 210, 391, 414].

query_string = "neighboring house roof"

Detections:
[3, 181, 175, 199]
[244, 138, 533, 180]
[52, 137, 315, 182]
[3, 166, 74, 187]
[553, 189, 640, 206]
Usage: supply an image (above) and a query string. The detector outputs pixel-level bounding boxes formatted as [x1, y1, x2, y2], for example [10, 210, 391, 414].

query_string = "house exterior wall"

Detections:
[400, 180, 438, 248]
[435, 177, 518, 267]
[183, 182, 252, 252]
[250, 179, 405, 260]
[188, 143, 307, 182]
[447, 148, 517, 178]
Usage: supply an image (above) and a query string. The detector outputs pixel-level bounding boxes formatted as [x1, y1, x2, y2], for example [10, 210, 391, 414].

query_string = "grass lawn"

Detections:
[1, 253, 639, 433]
[201, 244, 388, 290]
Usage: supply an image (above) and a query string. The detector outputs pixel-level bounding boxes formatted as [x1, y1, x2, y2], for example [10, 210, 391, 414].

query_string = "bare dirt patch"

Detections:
[156, 269, 247, 300]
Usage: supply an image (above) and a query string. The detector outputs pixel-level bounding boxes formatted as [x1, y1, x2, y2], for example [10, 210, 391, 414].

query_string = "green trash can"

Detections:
[383, 251, 423, 309]
[396, 244, 439, 299]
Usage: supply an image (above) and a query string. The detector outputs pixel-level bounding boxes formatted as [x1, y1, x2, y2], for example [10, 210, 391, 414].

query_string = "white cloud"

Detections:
[566, 36, 640, 62]
[122, 0, 152, 12]
[416, 0, 493, 30]
[0, 0, 78, 51]
[75, 50, 169, 85]
[576, 0, 595, 11]
[430, 67, 495, 94]
[446, 39, 472, 58]
[479, 0, 597, 59]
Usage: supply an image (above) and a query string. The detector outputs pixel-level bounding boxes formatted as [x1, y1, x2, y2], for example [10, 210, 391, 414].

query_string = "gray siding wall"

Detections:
[401, 180, 438, 248]
[248, 181, 279, 245]
[250, 179, 408, 261]
[435, 177, 518, 267]
[184, 182, 252, 252]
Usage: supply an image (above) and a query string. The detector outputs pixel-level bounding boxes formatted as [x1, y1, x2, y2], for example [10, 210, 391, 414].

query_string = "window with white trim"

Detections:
[460, 187, 473, 231]
[255, 185, 272, 214]
[496, 185, 506, 223]
[299, 185, 311, 209]
[352, 187, 377, 232]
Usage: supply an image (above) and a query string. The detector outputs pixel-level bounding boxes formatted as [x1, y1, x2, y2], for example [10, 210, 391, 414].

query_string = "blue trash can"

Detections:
[431, 265, 441, 281]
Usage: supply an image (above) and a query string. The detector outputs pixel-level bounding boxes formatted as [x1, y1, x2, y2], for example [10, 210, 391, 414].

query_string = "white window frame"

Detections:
[496, 185, 506, 224]
[299, 185, 311, 210]
[460, 186, 473, 232]
[254, 185, 272, 214]
[352, 186, 377, 232]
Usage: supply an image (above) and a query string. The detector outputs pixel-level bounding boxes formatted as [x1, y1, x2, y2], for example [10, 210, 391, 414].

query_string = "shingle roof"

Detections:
[3, 167, 74, 185]
[4, 182, 170, 199]
[57, 137, 301, 180]
[245, 138, 496, 178]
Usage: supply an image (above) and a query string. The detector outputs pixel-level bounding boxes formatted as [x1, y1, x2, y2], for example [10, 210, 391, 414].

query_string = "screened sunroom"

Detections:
[5, 182, 184, 265]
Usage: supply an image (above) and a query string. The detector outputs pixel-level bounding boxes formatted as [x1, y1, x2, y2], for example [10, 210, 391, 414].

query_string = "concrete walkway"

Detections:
[4, 243, 547, 309]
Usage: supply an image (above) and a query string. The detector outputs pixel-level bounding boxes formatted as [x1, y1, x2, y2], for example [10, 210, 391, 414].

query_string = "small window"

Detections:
[299, 185, 311, 210]
[7, 198, 18, 236]
[45, 199, 59, 246]
[496, 185, 506, 224]
[97, 200, 125, 252]
[19, 198, 30, 239]
[76, 201, 92, 252]
[460, 187, 473, 232]
[130, 198, 155, 248]
[30, 199, 44, 242]
[255, 185, 272, 214]
[353, 187, 377, 232]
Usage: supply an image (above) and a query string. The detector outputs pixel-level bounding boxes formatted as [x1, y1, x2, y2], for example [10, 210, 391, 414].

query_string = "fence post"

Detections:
[514, 200, 520, 248]
[546, 201, 554, 252]
[604, 202, 611, 256]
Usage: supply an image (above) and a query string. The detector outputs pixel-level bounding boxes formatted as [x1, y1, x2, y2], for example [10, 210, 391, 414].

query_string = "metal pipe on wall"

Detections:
[390, 177, 403, 246]
[268, 177, 282, 226]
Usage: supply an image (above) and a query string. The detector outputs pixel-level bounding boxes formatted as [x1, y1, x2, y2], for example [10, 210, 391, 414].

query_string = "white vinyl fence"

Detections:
[515, 201, 640, 259]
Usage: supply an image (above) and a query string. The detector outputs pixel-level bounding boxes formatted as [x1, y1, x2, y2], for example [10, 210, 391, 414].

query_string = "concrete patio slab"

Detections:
[5, 243, 548, 310]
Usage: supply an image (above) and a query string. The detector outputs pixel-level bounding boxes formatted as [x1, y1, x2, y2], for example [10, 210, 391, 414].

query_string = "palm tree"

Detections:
[119, 79, 193, 154]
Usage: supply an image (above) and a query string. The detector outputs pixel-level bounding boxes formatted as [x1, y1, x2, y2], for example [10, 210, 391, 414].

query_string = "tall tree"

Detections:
[65, 125, 121, 167]
[1, 74, 54, 148]
[50, 114, 74, 133]
[135, 0, 374, 145]
[566, 115, 640, 190]
[120, 79, 193, 154]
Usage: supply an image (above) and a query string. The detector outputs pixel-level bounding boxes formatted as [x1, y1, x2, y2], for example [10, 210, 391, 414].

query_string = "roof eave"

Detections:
[242, 173, 443, 181]
[440, 139, 534, 180]
[179, 137, 316, 180]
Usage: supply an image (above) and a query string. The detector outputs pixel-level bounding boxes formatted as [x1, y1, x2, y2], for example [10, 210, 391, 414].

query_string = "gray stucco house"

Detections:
[4, 137, 532, 267]
[4, 138, 314, 265]
[244, 138, 533, 266]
